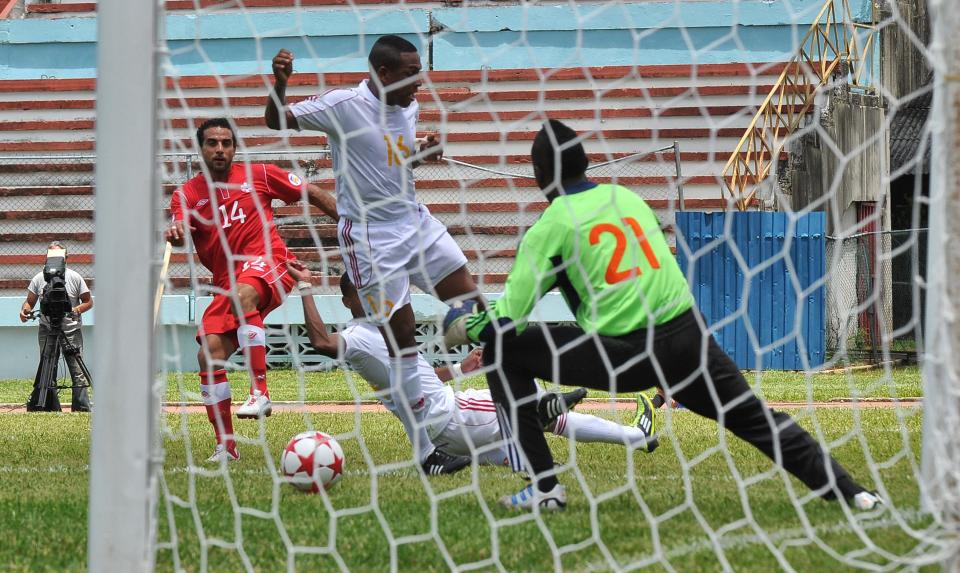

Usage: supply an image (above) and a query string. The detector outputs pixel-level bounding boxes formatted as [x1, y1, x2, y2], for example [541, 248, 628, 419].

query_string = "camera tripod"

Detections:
[26, 311, 93, 412]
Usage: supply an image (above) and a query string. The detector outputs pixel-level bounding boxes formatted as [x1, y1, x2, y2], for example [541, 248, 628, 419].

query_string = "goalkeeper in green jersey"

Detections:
[444, 119, 882, 513]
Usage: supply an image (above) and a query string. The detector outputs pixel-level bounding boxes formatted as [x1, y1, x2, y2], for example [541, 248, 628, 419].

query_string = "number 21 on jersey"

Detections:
[217, 201, 247, 228]
[589, 216, 660, 285]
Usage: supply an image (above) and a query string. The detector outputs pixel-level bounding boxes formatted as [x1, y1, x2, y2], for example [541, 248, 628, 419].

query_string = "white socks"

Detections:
[392, 352, 435, 463]
[553, 412, 650, 447]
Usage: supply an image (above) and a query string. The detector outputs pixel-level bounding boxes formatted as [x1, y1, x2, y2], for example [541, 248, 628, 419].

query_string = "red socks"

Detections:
[237, 310, 268, 397]
[200, 369, 235, 453]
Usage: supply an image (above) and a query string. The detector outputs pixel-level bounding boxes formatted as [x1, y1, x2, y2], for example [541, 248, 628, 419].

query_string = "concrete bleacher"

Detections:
[23, 0, 445, 17]
[0, 61, 790, 295]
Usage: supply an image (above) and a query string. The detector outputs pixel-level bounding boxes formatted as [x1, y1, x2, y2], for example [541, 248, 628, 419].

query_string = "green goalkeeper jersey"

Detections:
[471, 182, 693, 339]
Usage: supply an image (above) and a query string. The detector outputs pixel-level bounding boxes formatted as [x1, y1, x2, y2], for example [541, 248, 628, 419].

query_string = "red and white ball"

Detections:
[280, 431, 345, 493]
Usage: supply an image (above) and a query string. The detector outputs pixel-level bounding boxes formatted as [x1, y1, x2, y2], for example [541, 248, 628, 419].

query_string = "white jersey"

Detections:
[290, 80, 420, 223]
[339, 321, 455, 440]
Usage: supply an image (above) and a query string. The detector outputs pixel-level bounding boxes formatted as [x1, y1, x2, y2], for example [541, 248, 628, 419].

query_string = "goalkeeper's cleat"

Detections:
[236, 390, 272, 419]
[206, 444, 240, 463]
[421, 448, 471, 476]
[632, 393, 659, 453]
[500, 483, 567, 512]
[538, 388, 588, 429]
[851, 490, 884, 511]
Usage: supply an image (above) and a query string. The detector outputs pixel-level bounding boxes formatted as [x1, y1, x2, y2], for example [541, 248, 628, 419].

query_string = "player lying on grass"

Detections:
[286, 261, 659, 471]
[165, 118, 338, 463]
[265, 35, 484, 475]
[444, 119, 883, 512]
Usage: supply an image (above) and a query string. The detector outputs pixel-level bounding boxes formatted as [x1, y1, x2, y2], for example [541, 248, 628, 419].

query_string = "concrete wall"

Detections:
[0, 0, 874, 79]
[784, 89, 888, 221]
[880, 0, 931, 101]
[780, 86, 892, 353]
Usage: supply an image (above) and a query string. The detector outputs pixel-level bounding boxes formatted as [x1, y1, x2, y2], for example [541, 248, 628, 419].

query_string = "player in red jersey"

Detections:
[165, 117, 337, 463]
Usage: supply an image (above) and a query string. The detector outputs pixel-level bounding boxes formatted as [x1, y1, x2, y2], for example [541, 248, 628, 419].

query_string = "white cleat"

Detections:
[206, 444, 240, 463]
[499, 483, 567, 512]
[851, 491, 884, 511]
[236, 391, 272, 419]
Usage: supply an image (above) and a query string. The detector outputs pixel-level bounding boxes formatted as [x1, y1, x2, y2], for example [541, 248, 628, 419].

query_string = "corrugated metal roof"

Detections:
[889, 88, 932, 176]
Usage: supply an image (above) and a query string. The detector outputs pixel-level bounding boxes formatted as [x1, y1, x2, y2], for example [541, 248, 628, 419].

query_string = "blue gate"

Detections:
[675, 211, 825, 370]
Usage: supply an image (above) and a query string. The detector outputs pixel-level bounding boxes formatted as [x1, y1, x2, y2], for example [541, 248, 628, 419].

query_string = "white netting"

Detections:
[141, 1, 960, 571]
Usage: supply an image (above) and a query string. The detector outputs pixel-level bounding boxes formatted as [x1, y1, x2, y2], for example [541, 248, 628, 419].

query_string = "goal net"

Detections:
[95, 0, 960, 570]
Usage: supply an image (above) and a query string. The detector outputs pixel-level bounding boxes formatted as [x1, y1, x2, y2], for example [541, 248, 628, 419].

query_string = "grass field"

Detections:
[1, 366, 946, 572]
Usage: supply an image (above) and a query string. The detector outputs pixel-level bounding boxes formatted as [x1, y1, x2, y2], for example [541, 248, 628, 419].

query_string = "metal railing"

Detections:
[721, 0, 877, 211]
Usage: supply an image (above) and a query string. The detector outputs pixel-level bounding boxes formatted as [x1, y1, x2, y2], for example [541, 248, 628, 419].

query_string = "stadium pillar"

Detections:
[921, 0, 960, 556]
[88, 0, 160, 571]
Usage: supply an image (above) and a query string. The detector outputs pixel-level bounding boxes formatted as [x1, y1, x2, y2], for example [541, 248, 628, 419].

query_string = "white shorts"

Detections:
[338, 204, 467, 322]
[433, 389, 512, 467]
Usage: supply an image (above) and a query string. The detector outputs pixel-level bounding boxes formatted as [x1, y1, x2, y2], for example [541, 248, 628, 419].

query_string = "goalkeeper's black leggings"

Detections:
[482, 309, 866, 500]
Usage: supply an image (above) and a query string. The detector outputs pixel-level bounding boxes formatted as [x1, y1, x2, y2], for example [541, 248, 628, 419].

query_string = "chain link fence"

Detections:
[825, 228, 926, 362]
[0, 144, 682, 292]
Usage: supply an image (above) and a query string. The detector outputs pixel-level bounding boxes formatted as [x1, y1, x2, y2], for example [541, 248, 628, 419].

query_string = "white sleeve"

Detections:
[340, 331, 374, 384]
[72, 271, 90, 297]
[340, 330, 356, 363]
[339, 329, 358, 364]
[27, 273, 44, 295]
[289, 92, 341, 133]
[341, 331, 392, 393]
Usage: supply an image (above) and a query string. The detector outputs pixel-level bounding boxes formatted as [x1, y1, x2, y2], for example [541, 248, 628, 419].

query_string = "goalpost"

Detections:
[85, 0, 960, 570]
[88, 0, 159, 571]
[920, 0, 960, 542]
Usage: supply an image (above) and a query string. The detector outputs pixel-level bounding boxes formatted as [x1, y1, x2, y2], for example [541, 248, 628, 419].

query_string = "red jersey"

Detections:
[170, 163, 303, 290]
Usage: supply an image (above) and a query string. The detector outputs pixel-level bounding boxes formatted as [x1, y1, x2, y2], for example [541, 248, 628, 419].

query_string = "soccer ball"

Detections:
[280, 431, 345, 493]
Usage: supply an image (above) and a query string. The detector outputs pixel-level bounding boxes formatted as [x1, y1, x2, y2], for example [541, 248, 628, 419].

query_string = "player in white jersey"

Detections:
[286, 261, 660, 471]
[265, 36, 484, 475]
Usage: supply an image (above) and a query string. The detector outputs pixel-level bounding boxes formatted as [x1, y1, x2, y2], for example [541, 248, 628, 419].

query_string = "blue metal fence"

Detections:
[675, 211, 826, 370]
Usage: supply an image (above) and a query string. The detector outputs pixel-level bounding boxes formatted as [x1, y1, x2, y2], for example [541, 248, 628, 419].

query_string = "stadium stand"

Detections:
[24, 0, 444, 17]
[2, 0, 798, 295]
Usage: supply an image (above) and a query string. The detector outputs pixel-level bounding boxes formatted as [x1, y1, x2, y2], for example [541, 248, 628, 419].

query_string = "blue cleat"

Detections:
[499, 483, 567, 512]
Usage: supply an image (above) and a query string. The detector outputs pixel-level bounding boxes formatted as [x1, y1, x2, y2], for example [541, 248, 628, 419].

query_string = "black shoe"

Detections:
[421, 448, 471, 476]
[632, 393, 659, 453]
[538, 388, 588, 429]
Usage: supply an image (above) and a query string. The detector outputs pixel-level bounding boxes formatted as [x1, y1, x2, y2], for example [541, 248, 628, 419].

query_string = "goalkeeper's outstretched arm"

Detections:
[264, 48, 300, 131]
[287, 260, 340, 358]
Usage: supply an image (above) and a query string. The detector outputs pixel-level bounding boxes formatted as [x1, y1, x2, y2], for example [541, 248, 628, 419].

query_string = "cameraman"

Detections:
[18, 241, 93, 412]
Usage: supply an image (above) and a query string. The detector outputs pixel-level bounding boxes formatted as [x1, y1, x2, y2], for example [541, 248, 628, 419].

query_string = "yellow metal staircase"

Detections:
[721, 0, 877, 211]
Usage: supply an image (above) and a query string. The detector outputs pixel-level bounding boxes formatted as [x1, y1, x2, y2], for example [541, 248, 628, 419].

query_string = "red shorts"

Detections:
[197, 259, 296, 343]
